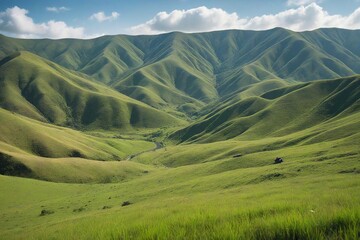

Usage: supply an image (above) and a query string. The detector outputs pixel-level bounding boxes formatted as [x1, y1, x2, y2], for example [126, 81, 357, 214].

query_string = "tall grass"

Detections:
[29, 199, 359, 240]
[0, 173, 353, 240]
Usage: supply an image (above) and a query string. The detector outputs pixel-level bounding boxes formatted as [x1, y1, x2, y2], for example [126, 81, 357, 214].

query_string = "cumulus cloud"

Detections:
[131, 6, 243, 34]
[243, 3, 360, 31]
[90, 11, 119, 22]
[287, 0, 322, 6]
[131, 4, 360, 34]
[46, 6, 69, 13]
[0, 6, 87, 39]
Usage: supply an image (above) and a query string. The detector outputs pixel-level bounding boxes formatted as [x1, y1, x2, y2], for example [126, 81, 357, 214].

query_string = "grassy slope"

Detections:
[0, 108, 154, 159]
[0, 51, 185, 129]
[195, 79, 290, 118]
[170, 75, 360, 143]
[136, 112, 360, 168]
[1, 28, 360, 115]
[0, 108, 158, 182]
[0, 133, 358, 239]
[0, 75, 358, 239]
[0, 29, 359, 239]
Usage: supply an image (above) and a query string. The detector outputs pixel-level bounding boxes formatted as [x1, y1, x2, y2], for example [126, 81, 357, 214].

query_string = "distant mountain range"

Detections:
[1, 28, 360, 120]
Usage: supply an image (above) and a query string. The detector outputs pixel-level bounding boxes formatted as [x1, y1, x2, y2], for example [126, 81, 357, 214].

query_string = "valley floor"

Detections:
[1, 135, 359, 239]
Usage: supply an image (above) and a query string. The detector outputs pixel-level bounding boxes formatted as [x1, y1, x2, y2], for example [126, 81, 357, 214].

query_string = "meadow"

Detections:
[0, 28, 359, 239]
[1, 129, 359, 239]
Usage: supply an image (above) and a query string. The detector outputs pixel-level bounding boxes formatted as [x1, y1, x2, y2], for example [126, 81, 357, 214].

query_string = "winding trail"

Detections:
[125, 142, 163, 161]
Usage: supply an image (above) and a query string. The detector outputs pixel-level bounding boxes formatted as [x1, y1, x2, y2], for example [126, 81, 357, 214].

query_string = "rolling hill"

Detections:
[170, 75, 360, 143]
[0, 51, 184, 129]
[0, 107, 158, 182]
[0, 108, 155, 160]
[0, 28, 359, 239]
[1, 28, 360, 115]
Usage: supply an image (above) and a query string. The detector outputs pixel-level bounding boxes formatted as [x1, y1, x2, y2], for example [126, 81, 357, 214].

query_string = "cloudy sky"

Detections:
[0, 0, 359, 39]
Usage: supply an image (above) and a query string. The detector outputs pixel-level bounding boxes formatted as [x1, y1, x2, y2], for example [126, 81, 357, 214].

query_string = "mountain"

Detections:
[170, 75, 360, 143]
[1, 28, 360, 180]
[1, 28, 360, 115]
[0, 28, 360, 240]
[0, 51, 184, 129]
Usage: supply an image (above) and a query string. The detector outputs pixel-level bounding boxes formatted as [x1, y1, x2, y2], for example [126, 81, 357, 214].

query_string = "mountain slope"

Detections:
[170, 75, 360, 143]
[0, 29, 359, 240]
[0, 51, 184, 129]
[1, 28, 360, 115]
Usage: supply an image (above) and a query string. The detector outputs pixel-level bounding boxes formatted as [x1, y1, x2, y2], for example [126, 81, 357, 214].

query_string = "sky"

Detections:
[0, 0, 359, 39]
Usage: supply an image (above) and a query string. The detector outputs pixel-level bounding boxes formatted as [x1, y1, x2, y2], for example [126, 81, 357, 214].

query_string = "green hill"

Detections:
[170, 75, 360, 143]
[0, 107, 158, 182]
[0, 108, 154, 159]
[0, 51, 184, 129]
[1, 28, 360, 115]
[0, 28, 359, 239]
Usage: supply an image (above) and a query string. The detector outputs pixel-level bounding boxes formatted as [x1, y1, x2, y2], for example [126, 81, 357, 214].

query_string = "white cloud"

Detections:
[243, 3, 360, 31]
[0, 6, 87, 39]
[90, 11, 119, 22]
[131, 6, 243, 34]
[46, 6, 69, 13]
[287, 0, 322, 6]
[130, 4, 360, 34]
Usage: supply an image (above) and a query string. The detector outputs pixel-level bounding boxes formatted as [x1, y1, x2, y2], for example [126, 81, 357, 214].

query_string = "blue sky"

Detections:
[0, 0, 359, 38]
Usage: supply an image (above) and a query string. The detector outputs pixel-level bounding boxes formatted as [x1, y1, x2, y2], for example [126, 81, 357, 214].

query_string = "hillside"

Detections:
[0, 107, 159, 182]
[0, 51, 184, 129]
[170, 75, 360, 143]
[1, 28, 360, 115]
[0, 108, 155, 159]
[0, 28, 359, 240]
[1, 122, 359, 238]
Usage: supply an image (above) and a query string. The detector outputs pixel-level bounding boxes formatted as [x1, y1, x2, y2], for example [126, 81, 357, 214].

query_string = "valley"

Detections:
[0, 28, 359, 239]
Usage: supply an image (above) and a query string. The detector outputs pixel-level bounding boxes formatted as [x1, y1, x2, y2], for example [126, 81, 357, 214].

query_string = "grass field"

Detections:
[1, 77, 359, 238]
[1, 75, 359, 238]
[0, 28, 360, 239]
[0, 130, 359, 239]
[0, 162, 358, 239]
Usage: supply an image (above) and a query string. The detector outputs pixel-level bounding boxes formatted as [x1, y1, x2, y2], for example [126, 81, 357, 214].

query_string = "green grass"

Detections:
[0, 107, 359, 238]
[0, 108, 155, 160]
[0, 28, 360, 239]
[0, 145, 358, 239]
[0, 108, 162, 183]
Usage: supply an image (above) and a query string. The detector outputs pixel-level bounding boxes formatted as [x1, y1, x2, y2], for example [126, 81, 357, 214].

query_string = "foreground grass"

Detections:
[0, 122, 359, 239]
[0, 160, 359, 239]
[30, 179, 359, 240]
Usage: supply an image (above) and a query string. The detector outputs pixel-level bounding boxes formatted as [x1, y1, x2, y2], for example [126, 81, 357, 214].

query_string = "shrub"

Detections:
[121, 201, 131, 207]
[39, 209, 54, 216]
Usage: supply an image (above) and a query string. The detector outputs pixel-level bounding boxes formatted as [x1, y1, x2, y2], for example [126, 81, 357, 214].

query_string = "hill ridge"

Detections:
[170, 75, 360, 143]
[1, 28, 360, 115]
[0, 51, 185, 129]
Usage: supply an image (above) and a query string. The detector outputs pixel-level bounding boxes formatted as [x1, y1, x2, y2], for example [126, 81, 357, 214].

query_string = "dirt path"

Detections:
[125, 142, 163, 161]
